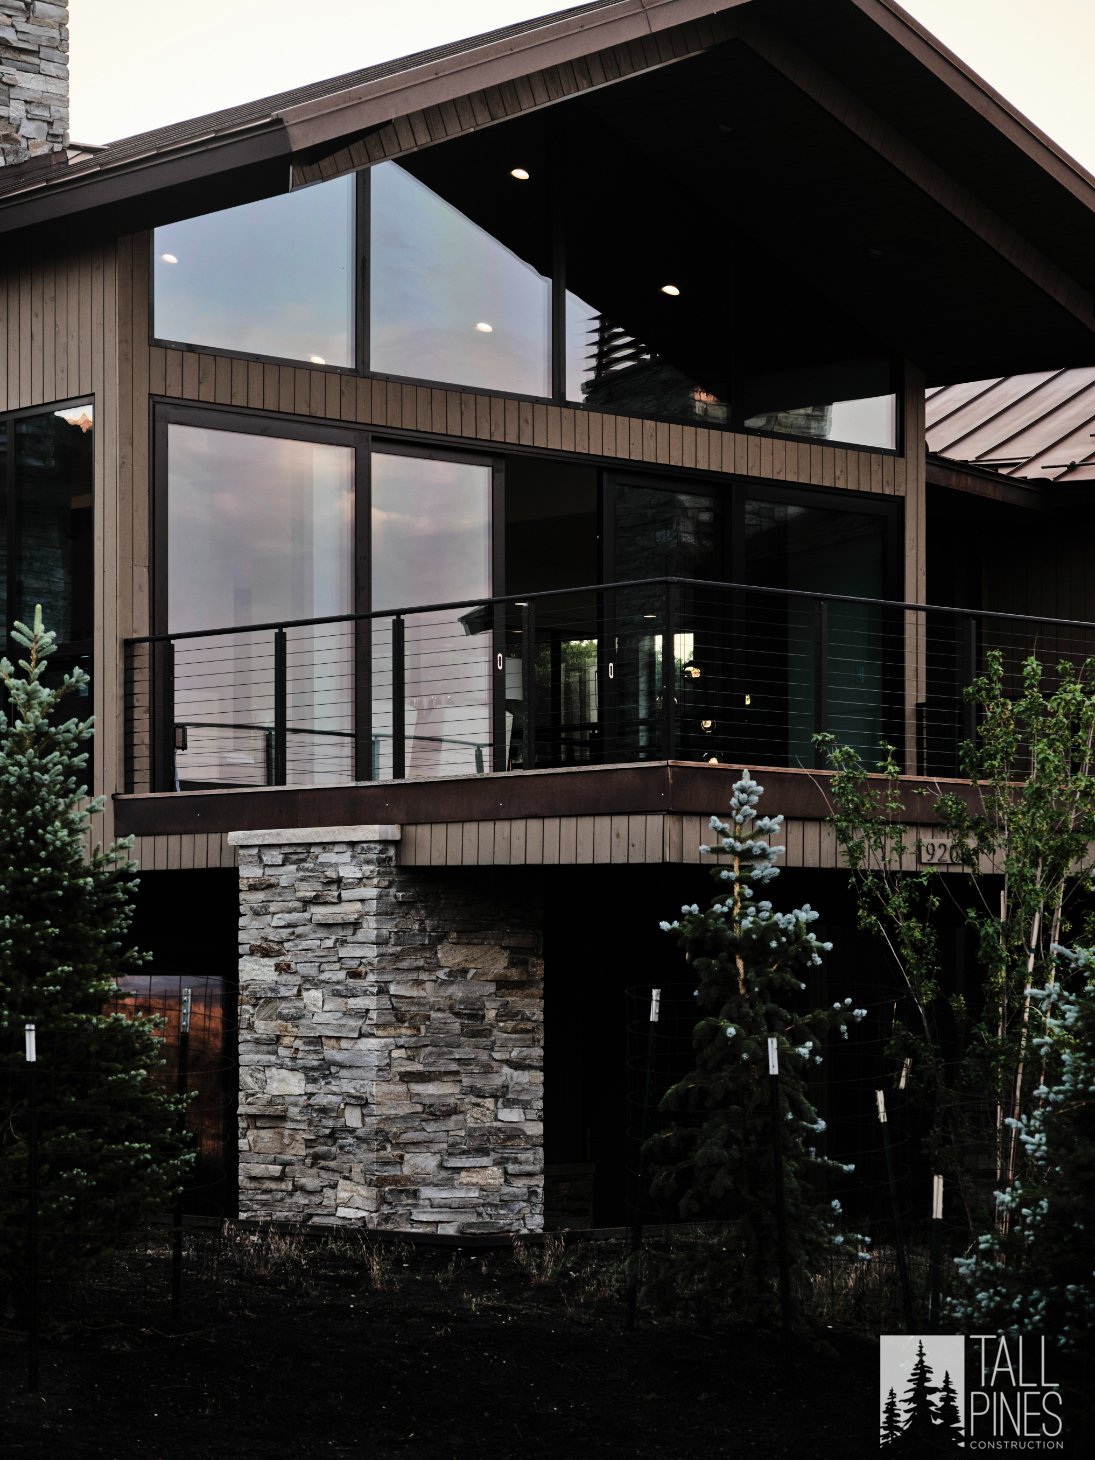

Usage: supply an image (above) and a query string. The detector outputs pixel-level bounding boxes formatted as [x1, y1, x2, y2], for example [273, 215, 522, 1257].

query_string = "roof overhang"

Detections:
[2, 0, 1094, 382]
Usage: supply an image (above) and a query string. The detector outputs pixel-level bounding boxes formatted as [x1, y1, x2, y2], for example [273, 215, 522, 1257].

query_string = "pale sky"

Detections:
[69, 0, 1095, 175]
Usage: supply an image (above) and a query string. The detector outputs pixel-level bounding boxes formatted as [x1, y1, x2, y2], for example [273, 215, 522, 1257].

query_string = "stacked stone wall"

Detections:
[232, 828, 544, 1233]
[0, 2, 68, 167]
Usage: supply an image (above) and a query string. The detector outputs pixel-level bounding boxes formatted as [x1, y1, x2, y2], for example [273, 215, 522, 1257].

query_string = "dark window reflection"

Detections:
[566, 295, 728, 426]
[370, 161, 551, 396]
[154, 176, 355, 367]
[13, 405, 94, 644]
[744, 498, 889, 765]
[741, 359, 896, 450]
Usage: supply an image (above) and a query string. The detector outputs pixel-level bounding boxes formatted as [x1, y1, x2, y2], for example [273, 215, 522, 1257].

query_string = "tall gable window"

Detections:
[154, 175, 355, 368]
[370, 161, 551, 398]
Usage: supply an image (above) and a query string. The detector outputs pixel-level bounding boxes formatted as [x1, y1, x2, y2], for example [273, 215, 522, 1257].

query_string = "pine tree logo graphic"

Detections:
[880, 1335, 965, 1450]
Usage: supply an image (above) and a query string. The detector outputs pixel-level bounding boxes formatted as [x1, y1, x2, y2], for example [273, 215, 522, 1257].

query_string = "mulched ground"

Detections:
[0, 1231, 1090, 1458]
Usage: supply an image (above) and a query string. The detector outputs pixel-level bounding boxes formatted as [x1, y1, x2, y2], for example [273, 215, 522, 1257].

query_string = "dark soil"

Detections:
[0, 1231, 1089, 1459]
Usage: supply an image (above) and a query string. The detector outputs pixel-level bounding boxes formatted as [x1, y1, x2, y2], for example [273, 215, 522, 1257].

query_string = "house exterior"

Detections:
[4, 0, 1095, 1233]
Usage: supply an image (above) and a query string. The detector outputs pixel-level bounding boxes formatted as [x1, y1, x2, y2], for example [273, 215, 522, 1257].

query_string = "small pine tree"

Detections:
[899, 1340, 940, 1446]
[935, 1369, 964, 1449]
[881, 1386, 902, 1447]
[644, 772, 869, 1324]
[0, 610, 191, 1303]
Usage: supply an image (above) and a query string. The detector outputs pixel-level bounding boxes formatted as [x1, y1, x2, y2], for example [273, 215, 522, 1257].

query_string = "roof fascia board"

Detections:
[278, 0, 746, 153]
[0, 124, 290, 238]
[733, 13, 1094, 333]
[926, 455, 1048, 511]
[850, 0, 1095, 211]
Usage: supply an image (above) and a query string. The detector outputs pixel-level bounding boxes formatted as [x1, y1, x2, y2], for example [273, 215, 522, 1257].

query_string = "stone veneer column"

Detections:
[228, 826, 544, 1234]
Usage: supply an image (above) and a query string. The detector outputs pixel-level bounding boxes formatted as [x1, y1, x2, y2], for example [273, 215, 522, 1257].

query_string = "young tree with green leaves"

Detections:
[951, 944, 1095, 1351]
[817, 650, 1095, 1231]
[0, 610, 191, 1304]
[644, 772, 868, 1325]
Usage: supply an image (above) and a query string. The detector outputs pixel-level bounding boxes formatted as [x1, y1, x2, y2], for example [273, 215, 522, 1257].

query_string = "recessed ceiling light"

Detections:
[661, 283, 680, 297]
[308, 355, 326, 365]
[510, 167, 531, 181]
[160, 252, 178, 264]
[475, 322, 493, 333]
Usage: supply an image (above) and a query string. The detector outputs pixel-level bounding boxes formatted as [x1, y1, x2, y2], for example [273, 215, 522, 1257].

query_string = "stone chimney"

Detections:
[0, 2, 69, 168]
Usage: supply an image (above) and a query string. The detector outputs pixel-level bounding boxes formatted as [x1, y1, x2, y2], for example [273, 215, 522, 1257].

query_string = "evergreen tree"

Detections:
[0, 610, 191, 1303]
[881, 1386, 902, 1447]
[935, 1369, 964, 1449]
[644, 772, 869, 1324]
[898, 1340, 940, 1447]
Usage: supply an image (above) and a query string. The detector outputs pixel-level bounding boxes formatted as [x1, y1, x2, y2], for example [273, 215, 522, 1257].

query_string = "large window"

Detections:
[154, 175, 355, 367]
[163, 417, 355, 787]
[150, 158, 899, 451]
[1, 400, 93, 702]
[370, 161, 551, 398]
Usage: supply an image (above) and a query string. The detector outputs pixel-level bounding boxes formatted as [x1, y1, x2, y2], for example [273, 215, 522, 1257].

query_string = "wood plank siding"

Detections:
[123, 816, 993, 874]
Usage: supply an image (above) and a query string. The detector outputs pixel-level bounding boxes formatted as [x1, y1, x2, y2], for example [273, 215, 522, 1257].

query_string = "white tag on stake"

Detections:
[876, 1088, 888, 1124]
[649, 988, 661, 1023]
[767, 1036, 779, 1075]
[25, 1024, 37, 1063]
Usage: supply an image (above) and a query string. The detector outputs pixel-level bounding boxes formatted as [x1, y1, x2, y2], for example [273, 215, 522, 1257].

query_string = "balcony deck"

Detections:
[118, 574, 1095, 872]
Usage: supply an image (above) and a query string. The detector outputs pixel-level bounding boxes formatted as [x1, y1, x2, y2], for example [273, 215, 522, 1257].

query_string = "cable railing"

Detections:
[122, 577, 1095, 794]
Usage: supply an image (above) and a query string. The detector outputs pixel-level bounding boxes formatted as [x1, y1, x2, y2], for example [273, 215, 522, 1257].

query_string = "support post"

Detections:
[25, 1023, 39, 1393]
[928, 1172, 944, 1326]
[813, 597, 829, 766]
[392, 616, 406, 780]
[960, 614, 978, 748]
[273, 629, 288, 786]
[522, 601, 537, 770]
[768, 1036, 792, 1336]
[171, 988, 192, 1327]
[626, 987, 661, 1330]
[661, 584, 677, 759]
[876, 1088, 915, 1328]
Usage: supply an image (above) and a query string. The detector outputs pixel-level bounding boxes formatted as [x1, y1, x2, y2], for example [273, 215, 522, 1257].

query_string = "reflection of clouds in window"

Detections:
[154, 176, 354, 367]
[167, 424, 353, 633]
[370, 162, 550, 396]
[371, 452, 491, 613]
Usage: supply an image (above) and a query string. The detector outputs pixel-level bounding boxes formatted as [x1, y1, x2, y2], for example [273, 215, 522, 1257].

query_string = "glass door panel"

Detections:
[371, 452, 493, 779]
[167, 423, 354, 789]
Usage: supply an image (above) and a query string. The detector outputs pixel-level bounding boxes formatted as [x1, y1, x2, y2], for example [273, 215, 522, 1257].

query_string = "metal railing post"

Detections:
[522, 601, 537, 769]
[661, 582, 677, 759]
[814, 597, 829, 765]
[961, 614, 979, 747]
[392, 616, 406, 780]
[152, 638, 176, 793]
[273, 628, 288, 786]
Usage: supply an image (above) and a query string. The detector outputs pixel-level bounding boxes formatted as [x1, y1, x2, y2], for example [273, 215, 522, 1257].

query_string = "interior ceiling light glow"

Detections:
[475, 322, 493, 333]
[510, 167, 530, 180]
[308, 355, 326, 365]
[660, 283, 681, 296]
[160, 252, 178, 264]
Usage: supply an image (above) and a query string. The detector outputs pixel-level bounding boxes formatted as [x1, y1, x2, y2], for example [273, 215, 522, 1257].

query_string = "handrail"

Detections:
[123, 575, 1095, 648]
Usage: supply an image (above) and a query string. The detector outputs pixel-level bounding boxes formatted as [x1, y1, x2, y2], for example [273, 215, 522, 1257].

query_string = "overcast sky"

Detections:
[69, 0, 1095, 174]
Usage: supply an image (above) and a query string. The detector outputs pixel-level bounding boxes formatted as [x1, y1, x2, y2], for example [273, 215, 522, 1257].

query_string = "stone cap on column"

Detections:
[227, 825, 401, 846]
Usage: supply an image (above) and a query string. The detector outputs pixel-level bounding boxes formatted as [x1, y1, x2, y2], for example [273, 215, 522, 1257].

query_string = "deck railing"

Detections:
[122, 577, 1095, 794]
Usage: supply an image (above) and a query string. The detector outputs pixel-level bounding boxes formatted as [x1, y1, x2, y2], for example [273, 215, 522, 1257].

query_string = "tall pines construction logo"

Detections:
[880, 1335, 1065, 1451]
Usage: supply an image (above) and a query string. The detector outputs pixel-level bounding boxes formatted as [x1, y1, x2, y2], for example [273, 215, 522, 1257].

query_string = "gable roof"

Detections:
[2, 0, 1095, 386]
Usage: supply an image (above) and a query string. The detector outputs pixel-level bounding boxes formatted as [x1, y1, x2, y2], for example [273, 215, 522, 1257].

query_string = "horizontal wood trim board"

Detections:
[150, 344, 900, 492]
[124, 816, 991, 873]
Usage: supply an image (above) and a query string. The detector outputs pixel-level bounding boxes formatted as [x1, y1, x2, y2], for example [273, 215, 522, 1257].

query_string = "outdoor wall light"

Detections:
[510, 167, 531, 180]
[700, 719, 715, 732]
[308, 355, 326, 365]
[660, 283, 680, 296]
